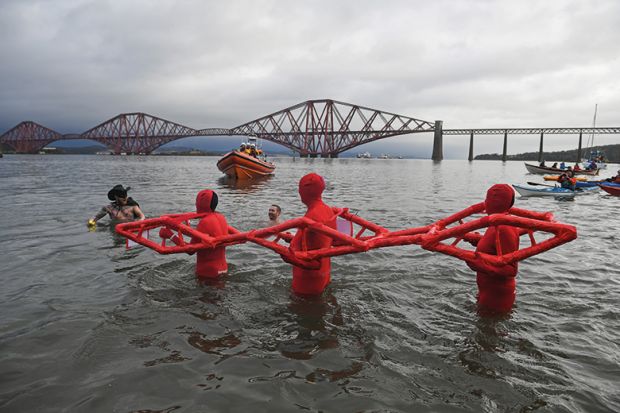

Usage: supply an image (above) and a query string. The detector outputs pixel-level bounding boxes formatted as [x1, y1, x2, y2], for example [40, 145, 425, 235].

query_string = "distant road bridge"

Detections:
[442, 127, 620, 162]
[1, 99, 618, 160]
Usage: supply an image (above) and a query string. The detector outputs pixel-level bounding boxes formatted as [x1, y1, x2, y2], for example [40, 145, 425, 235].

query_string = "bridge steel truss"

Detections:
[0, 121, 65, 153]
[443, 127, 620, 162]
[3, 102, 618, 158]
[231, 99, 435, 157]
[80, 113, 225, 155]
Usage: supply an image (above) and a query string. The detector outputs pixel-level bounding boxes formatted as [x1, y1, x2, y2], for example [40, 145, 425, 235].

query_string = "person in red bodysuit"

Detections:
[466, 184, 520, 314]
[159, 189, 228, 279]
[289, 173, 338, 295]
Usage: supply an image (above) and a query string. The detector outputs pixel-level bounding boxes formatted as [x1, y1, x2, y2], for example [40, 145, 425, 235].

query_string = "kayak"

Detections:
[574, 180, 620, 188]
[599, 184, 620, 196]
[543, 175, 587, 182]
[544, 175, 608, 187]
[217, 150, 275, 179]
[512, 184, 598, 197]
[524, 163, 599, 176]
[576, 180, 605, 188]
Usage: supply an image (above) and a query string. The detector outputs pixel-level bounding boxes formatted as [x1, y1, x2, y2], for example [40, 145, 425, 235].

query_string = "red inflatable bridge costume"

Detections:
[116, 178, 577, 300]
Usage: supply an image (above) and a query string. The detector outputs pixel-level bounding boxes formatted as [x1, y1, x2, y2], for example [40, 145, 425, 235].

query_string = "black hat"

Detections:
[107, 184, 131, 201]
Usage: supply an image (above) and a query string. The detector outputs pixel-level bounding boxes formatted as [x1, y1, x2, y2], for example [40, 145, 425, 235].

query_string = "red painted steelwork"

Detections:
[1, 100, 434, 155]
[231, 99, 435, 157]
[0, 121, 64, 153]
[80, 113, 200, 154]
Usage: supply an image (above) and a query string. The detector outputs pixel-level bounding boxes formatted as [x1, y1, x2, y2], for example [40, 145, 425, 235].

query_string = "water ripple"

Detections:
[0, 155, 618, 412]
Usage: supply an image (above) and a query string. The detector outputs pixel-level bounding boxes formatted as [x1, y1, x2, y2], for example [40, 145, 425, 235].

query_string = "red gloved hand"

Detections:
[159, 227, 174, 239]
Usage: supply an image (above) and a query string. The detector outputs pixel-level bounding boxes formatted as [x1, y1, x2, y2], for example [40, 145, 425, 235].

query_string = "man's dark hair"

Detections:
[271, 204, 281, 213]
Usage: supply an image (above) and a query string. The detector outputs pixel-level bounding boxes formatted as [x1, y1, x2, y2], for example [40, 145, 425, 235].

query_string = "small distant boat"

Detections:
[512, 184, 598, 197]
[581, 105, 607, 169]
[581, 149, 608, 170]
[524, 162, 599, 176]
[217, 150, 275, 179]
[356, 151, 371, 159]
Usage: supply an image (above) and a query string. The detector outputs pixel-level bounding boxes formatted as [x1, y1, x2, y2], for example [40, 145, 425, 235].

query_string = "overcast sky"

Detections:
[1, 0, 618, 157]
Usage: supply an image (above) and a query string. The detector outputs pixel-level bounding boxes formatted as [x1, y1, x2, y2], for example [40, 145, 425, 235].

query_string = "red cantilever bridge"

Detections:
[3, 99, 619, 159]
[0, 100, 435, 157]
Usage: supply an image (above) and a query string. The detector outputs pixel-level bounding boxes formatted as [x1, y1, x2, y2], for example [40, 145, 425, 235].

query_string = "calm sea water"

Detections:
[0, 154, 618, 413]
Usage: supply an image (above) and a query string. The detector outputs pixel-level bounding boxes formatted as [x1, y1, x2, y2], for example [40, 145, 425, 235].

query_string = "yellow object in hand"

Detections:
[87, 219, 96, 227]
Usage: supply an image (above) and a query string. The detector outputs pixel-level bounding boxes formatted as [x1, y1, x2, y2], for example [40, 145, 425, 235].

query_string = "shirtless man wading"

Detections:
[88, 184, 145, 227]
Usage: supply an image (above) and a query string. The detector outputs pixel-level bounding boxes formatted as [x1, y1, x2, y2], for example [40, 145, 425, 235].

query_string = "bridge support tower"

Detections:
[432, 120, 443, 161]
[538, 132, 544, 163]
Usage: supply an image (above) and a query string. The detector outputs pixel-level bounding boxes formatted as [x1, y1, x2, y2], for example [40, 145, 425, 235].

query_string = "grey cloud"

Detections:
[1, 0, 619, 156]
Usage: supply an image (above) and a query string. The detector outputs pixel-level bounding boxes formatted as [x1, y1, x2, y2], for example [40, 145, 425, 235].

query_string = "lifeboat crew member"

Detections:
[466, 184, 520, 314]
[287, 173, 337, 295]
[159, 190, 228, 279]
[88, 184, 145, 227]
[249, 144, 258, 158]
[239, 143, 246, 153]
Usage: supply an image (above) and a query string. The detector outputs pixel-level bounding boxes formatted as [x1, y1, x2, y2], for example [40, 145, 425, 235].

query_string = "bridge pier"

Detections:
[538, 132, 544, 163]
[502, 131, 508, 162]
[577, 131, 583, 162]
[468, 131, 474, 161]
[431, 120, 443, 161]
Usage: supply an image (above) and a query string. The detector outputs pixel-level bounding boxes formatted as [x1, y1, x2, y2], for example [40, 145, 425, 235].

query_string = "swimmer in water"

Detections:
[88, 184, 144, 227]
[268, 204, 282, 225]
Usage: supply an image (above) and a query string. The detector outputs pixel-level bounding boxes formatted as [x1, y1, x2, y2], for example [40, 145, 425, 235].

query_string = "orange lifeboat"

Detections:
[217, 150, 275, 179]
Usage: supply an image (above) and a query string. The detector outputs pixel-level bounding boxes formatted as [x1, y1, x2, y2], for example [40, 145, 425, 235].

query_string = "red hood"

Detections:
[299, 173, 325, 206]
[196, 189, 218, 213]
[485, 184, 514, 214]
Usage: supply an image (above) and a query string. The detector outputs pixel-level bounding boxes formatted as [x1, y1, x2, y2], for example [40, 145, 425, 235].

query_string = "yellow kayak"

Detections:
[543, 175, 587, 182]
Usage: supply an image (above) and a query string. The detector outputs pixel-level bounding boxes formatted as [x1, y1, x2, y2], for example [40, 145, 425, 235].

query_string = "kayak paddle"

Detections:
[526, 181, 556, 188]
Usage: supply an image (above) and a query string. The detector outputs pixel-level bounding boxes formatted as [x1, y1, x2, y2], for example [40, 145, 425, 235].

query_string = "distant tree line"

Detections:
[475, 144, 620, 162]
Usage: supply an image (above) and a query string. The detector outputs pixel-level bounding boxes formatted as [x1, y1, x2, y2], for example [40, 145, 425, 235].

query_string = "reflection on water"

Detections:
[186, 332, 242, 357]
[277, 291, 342, 360]
[217, 174, 273, 192]
[0, 155, 619, 412]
